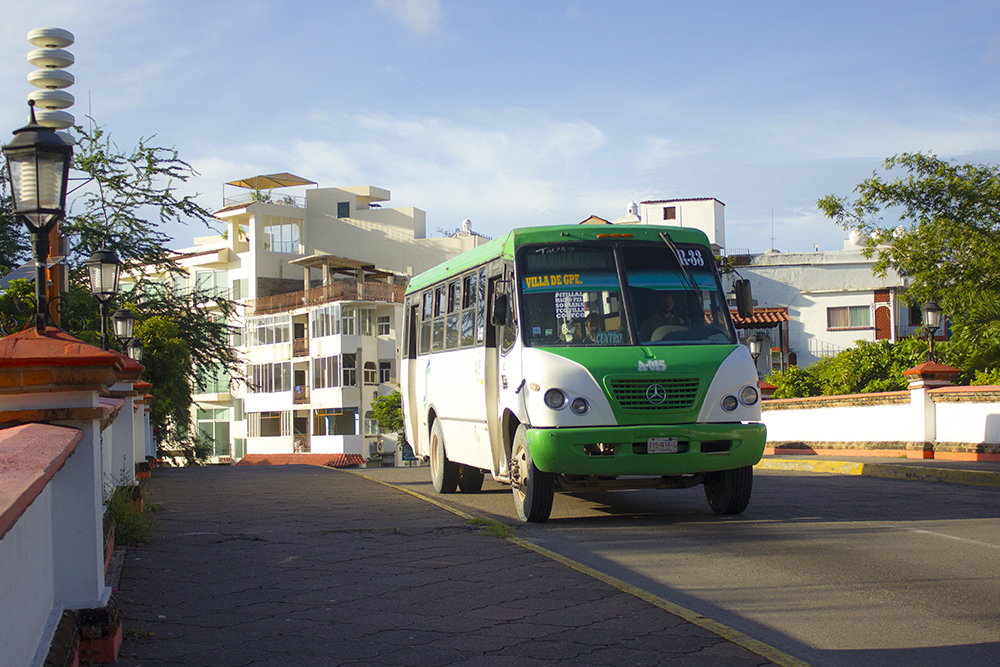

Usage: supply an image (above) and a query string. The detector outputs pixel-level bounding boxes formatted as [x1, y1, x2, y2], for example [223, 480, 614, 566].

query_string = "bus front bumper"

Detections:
[526, 423, 767, 477]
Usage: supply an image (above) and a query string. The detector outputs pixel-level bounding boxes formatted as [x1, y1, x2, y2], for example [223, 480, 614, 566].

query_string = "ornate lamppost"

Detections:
[1, 100, 73, 333]
[746, 332, 763, 371]
[921, 300, 943, 362]
[112, 307, 143, 361]
[86, 248, 122, 350]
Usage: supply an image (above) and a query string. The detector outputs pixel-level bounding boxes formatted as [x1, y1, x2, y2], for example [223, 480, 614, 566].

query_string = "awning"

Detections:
[225, 173, 317, 189]
[731, 307, 790, 328]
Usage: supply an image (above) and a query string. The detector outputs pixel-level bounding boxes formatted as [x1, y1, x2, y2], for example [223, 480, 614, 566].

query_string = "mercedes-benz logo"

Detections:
[646, 384, 667, 404]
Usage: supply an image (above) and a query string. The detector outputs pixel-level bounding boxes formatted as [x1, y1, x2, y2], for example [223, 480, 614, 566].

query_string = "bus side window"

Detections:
[500, 267, 517, 352]
[446, 279, 460, 350]
[419, 291, 432, 355]
[460, 272, 476, 348]
[432, 286, 446, 352]
[476, 268, 487, 345]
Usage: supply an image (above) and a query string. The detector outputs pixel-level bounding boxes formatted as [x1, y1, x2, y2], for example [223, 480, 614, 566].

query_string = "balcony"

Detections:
[293, 337, 309, 357]
[246, 280, 405, 316]
[293, 385, 310, 404]
[222, 191, 306, 209]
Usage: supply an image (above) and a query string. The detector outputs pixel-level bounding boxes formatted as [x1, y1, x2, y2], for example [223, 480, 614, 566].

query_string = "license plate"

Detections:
[647, 437, 678, 454]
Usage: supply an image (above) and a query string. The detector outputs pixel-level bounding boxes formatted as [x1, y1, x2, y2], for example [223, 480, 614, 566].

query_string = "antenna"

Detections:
[770, 208, 775, 251]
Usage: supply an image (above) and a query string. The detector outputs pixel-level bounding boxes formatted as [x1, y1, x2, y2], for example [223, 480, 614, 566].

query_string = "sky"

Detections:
[3, 0, 999, 255]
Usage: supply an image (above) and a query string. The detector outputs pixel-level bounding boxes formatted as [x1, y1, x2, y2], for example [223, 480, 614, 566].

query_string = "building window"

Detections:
[314, 408, 357, 436]
[262, 215, 302, 254]
[342, 353, 357, 387]
[909, 304, 923, 327]
[313, 355, 340, 389]
[232, 277, 250, 300]
[358, 309, 374, 336]
[248, 362, 292, 393]
[257, 411, 283, 437]
[247, 314, 291, 346]
[337, 201, 350, 218]
[663, 206, 676, 221]
[342, 305, 356, 336]
[379, 361, 391, 384]
[311, 304, 340, 338]
[363, 361, 378, 385]
[377, 315, 391, 336]
[364, 411, 380, 436]
[197, 407, 231, 457]
[827, 306, 872, 330]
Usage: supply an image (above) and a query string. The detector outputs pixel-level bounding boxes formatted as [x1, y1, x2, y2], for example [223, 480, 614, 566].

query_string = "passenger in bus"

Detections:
[639, 291, 683, 341]
[582, 313, 604, 343]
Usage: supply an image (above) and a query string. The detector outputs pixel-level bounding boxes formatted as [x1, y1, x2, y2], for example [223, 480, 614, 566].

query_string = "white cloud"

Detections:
[372, 0, 442, 35]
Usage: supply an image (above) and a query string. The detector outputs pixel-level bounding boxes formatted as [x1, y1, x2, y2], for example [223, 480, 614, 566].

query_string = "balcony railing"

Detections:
[293, 385, 309, 404]
[293, 337, 309, 357]
[246, 280, 406, 316]
[293, 435, 311, 453]
[222, 192, 306, 209]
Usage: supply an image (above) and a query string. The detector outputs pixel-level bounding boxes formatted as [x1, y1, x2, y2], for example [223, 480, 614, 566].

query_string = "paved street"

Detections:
[114, 466, 784, 667]
[365, 459, 1000, 667]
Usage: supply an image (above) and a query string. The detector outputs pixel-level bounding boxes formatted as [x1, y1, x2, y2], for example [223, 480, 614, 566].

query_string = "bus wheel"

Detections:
[510, 424, 554, 522]
[430, 419, 459, 494]
[458, 466, 484, 494]
[703, 466, 753, 515]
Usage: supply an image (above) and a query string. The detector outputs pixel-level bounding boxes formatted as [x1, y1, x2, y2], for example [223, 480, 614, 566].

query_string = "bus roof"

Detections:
[405, 224, 712, 294]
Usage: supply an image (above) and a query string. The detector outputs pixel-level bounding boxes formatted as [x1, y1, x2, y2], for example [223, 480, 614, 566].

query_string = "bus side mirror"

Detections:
[492, 294, 508, 326]
[734, 279, 754, 320]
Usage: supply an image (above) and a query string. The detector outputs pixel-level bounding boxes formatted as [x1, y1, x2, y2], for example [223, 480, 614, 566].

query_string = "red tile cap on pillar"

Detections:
[0, 326, 125, 395]
[903, 361, 962, 388]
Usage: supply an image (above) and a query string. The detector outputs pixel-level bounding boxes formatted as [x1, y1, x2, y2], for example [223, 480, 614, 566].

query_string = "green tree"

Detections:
[0, 120, 239, 462]
[370, 390, 404, 439]
[818, 152, 1000, 375]
[133, 315, 212, 465]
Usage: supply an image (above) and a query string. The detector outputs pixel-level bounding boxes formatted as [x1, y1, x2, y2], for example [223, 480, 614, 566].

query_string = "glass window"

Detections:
[377, 315, 391, 336]
[379, 361, 391, 383]
[342, 353, 357, 387]
[314, 408, 358, 436]
[364, 361, 378, 385]
[622, 244, 733, 345]
[828, 306, 872, 329]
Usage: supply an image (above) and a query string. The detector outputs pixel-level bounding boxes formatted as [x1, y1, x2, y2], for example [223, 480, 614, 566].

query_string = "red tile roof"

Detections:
[731, 307, 789, 327]
[235, 453, 366, 468]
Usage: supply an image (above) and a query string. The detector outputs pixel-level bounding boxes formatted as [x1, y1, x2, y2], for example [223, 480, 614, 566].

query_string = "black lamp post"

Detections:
[112, 307, 144, 362]
[87, 249, 122, 350]
[1, 100, 73, 333]
[747, 333, 763, 361]
[921, 300, 943, 362]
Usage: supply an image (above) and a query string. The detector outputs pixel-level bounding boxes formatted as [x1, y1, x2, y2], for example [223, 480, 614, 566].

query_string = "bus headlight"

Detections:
[739, 385, 759, 406]
[570, 397, 590, 415]
[544, 388, 567, 409]
[721, 395, 739, 412]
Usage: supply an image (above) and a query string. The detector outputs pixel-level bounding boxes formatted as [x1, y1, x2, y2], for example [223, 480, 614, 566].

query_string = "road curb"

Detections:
[756, 458, 1000, 488]
[344, 467, 812, 667]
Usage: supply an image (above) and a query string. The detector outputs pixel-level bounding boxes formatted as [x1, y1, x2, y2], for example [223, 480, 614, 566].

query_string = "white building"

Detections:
[129, 174, 489, 463]
[608, 198, 924, 373]
[742, 243, 923, 369]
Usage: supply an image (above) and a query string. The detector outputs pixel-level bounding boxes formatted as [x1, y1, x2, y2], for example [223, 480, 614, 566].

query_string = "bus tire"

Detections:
[430, 419, 459, 494]
[458, 465, 485, 494]
[703, 465, 753, 515]
[511, 424, 554, 523]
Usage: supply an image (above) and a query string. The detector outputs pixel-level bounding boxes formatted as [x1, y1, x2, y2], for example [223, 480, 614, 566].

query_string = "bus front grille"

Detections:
[607, 378, 700, 411]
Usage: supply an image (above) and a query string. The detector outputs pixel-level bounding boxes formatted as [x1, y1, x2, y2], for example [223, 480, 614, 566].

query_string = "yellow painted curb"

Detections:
[342, 468, 811, 667]
[508, 536, 812, 667]
[756, 458, 1000, 488]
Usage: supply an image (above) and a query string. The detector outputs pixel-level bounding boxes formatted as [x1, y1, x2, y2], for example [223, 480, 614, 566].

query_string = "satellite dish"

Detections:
[848, 229, 862, 246]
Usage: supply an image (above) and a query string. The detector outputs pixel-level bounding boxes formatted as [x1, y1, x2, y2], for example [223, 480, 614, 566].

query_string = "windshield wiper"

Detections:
[658, 231, 700, 295]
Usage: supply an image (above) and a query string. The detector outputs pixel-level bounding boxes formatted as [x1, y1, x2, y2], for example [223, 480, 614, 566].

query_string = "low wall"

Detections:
[0, 424, 83, 667]
[761, 385, 1000, 460]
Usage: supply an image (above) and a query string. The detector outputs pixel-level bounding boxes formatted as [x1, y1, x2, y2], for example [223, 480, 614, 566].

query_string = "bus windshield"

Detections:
[517, 241, 735, 347]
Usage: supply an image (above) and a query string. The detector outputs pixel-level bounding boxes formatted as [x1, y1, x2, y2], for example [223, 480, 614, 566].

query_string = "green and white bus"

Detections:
[400, 224, 765, 522]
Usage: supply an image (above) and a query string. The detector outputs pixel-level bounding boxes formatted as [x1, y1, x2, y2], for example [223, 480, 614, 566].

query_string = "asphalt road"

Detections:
[360, 464, 1000, 667]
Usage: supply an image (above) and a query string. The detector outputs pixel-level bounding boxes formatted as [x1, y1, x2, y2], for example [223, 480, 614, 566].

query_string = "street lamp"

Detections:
[112, 307, 144, 362]
[112, 307, 134, 344]
[1, 100, 73, 332]
[87, 248, 122, 350]
[746, 332, 763, 377]
[921, 300, 943, 362]
[126, 337, 144, 363]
